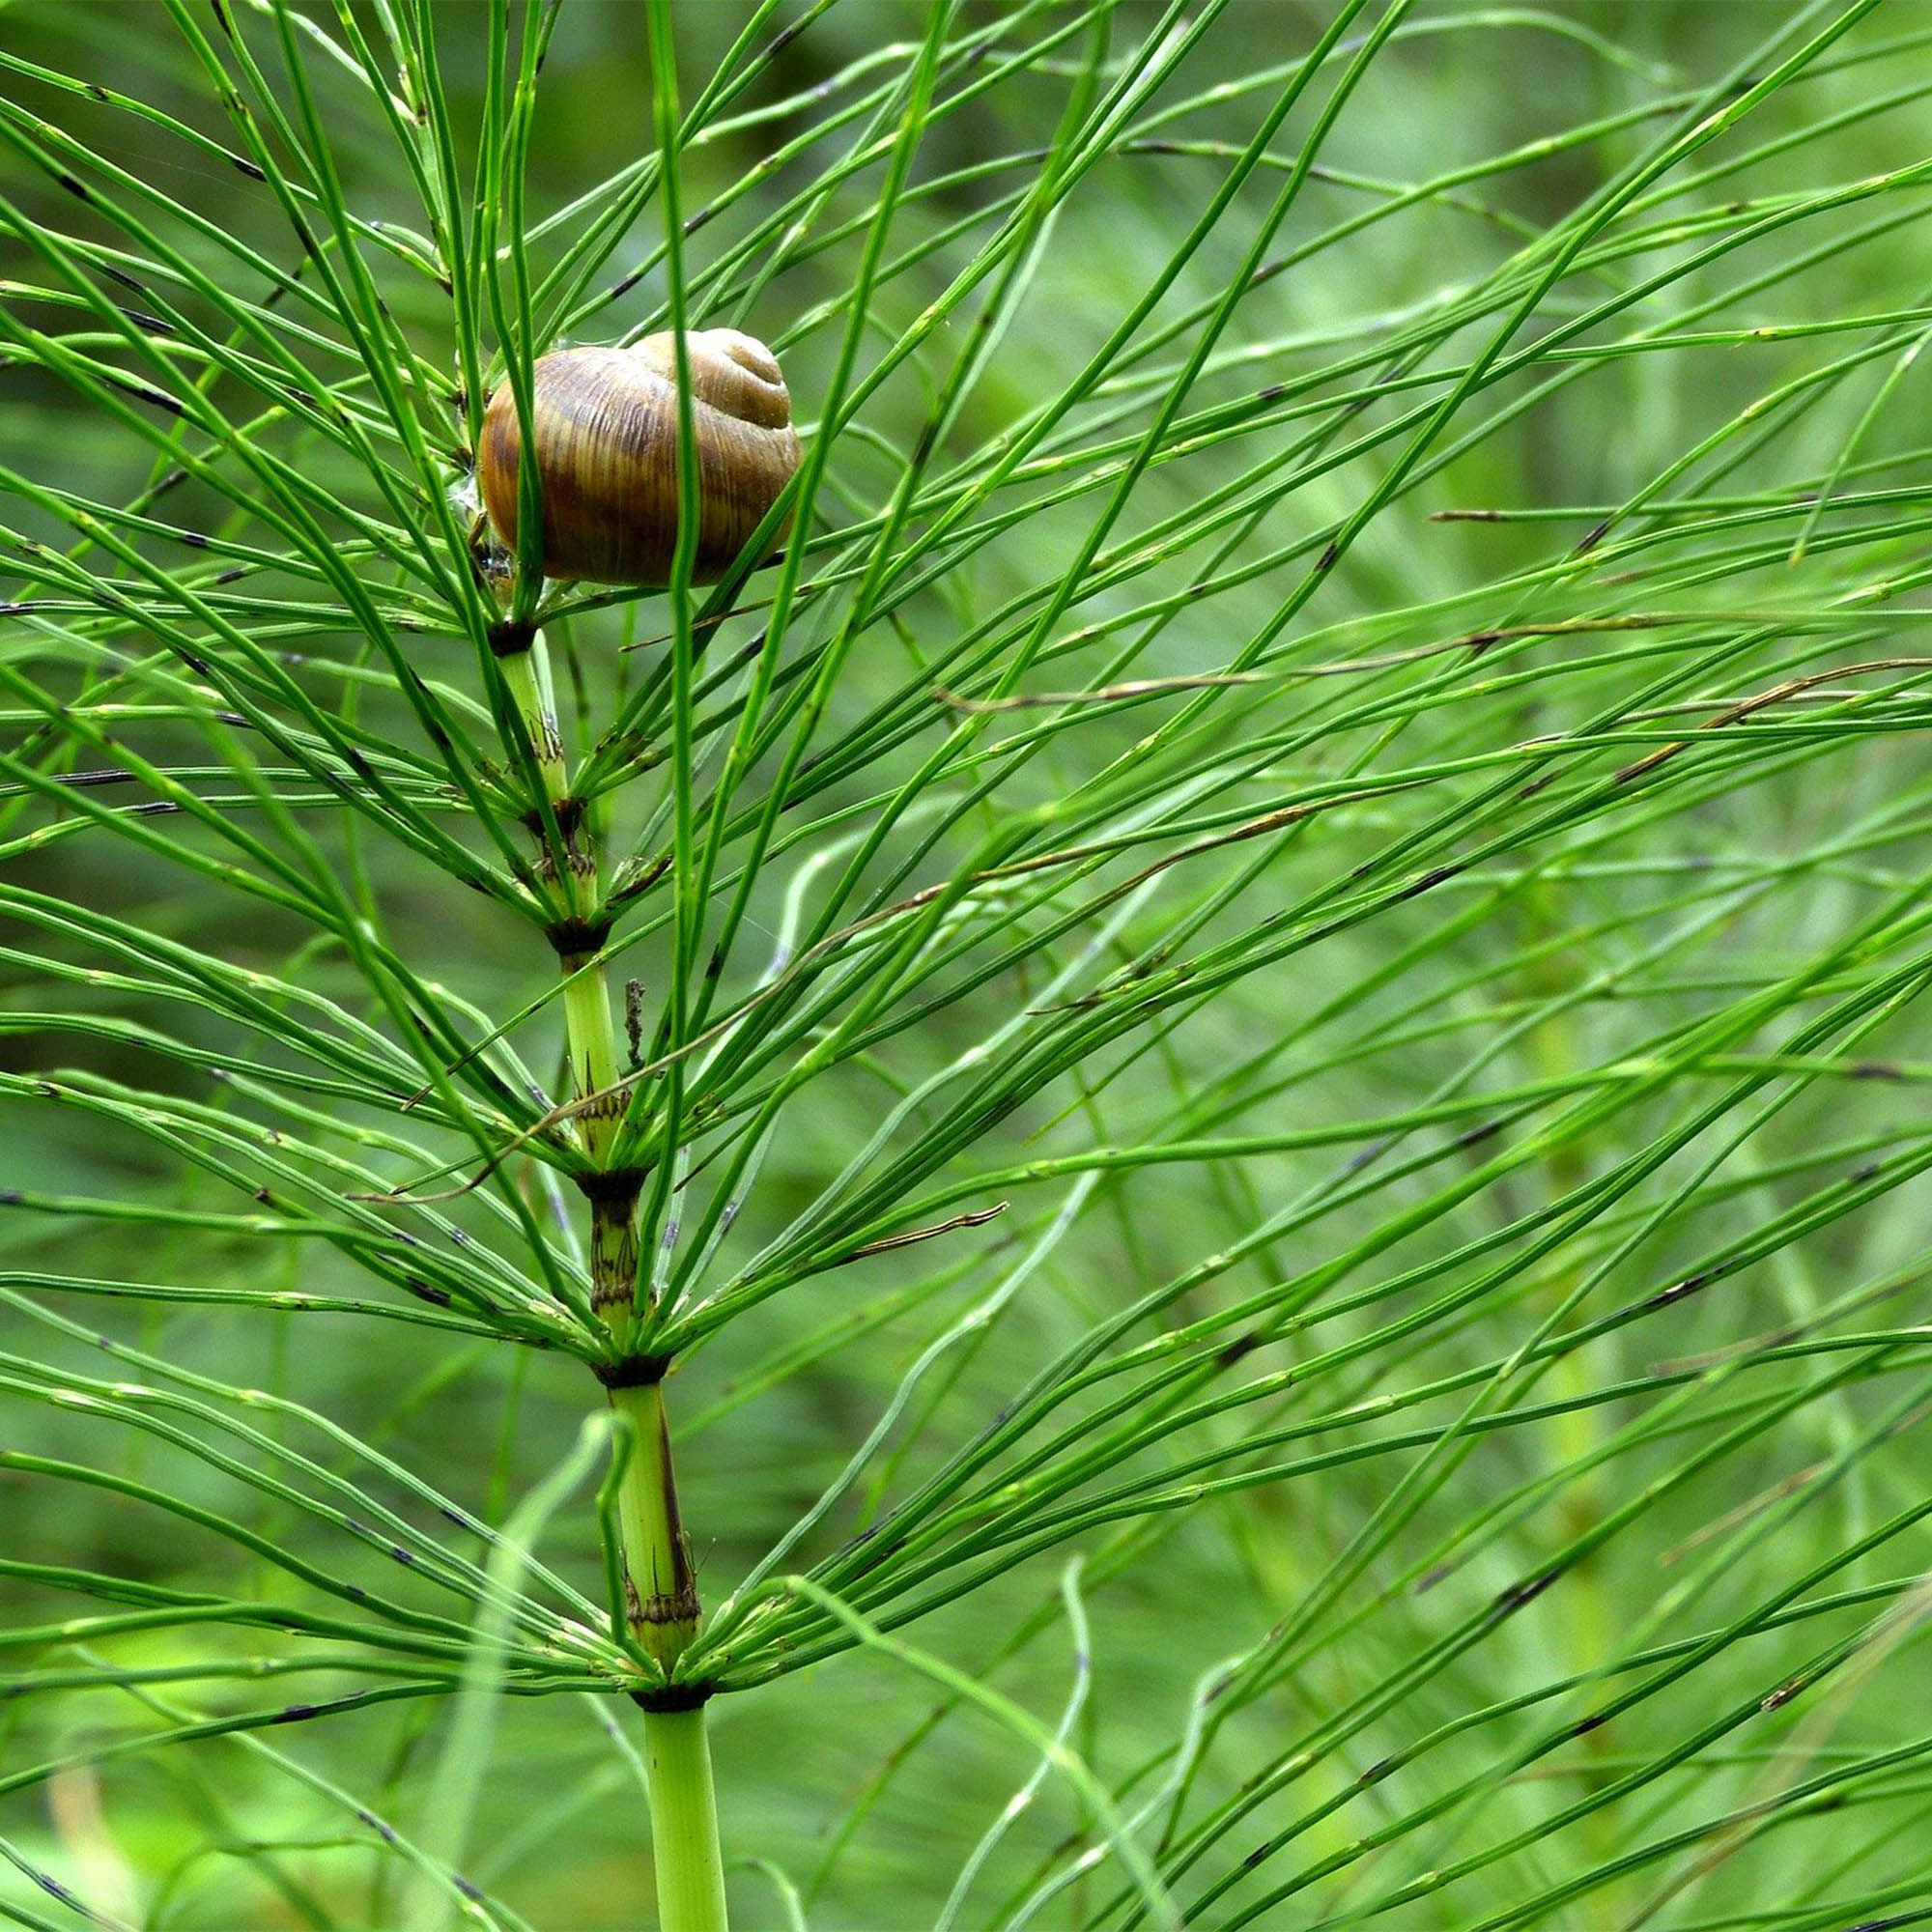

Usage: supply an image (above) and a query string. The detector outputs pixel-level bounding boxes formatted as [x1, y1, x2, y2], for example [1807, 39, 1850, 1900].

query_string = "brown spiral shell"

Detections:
[477, 329, 801, 587]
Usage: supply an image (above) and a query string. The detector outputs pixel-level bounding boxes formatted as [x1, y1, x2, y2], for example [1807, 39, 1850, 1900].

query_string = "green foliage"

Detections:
[5, 0, 1932, 1925]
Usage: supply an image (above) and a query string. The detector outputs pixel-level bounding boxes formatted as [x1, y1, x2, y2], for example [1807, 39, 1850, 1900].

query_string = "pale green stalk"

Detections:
[643, 1705, 730, 1932]
[498, 625, 723, 1928]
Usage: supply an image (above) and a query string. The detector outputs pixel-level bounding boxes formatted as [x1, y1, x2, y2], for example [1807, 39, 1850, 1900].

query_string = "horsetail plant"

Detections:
[8, 2, 1932, 1928]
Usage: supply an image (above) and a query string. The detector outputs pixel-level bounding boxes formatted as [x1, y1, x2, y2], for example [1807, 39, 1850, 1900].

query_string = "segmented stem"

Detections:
[497, 626, 722, 1927]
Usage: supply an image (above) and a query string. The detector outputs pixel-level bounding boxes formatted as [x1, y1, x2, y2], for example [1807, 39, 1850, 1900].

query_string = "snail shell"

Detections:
[478, 328, 801, 587]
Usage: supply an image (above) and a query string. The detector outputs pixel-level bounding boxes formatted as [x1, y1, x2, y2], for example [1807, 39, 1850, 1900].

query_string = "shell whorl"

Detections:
[478, 328, 801, 587]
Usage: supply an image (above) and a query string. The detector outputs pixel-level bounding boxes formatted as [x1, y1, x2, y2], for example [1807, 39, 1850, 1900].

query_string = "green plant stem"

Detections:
[505, 637, 642, 1334]
[610, 1379, 700, 1664]
[501, 626, 721, 1926]
[643, 1703, 730, 1932]
[497, 642, 570, 808]
[562, 960, 624, 1123]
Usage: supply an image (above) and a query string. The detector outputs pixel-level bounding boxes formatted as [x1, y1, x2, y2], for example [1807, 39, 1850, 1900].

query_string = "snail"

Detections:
[477, 328, 801, 587]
